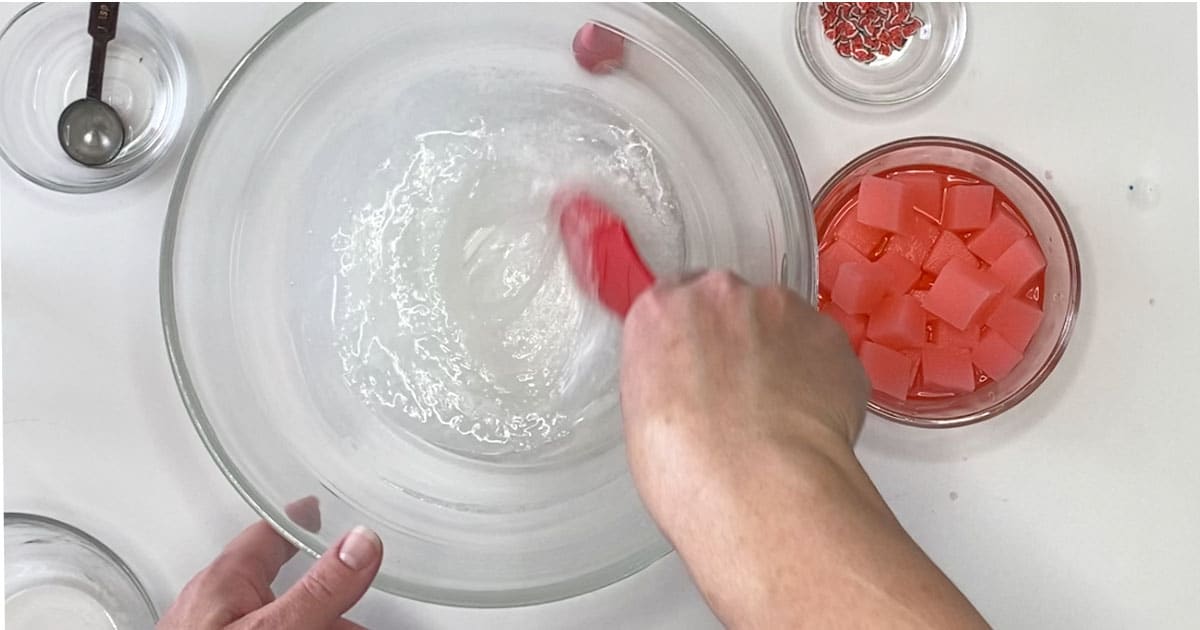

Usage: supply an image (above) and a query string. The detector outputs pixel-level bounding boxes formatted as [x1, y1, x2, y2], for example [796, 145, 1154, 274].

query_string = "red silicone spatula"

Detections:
[555, 190, 655, 319]
[571, 22, 625, 74]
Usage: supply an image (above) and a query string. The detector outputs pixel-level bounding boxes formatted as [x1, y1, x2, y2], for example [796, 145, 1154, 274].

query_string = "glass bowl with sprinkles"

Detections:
[795, 2, 966, 105]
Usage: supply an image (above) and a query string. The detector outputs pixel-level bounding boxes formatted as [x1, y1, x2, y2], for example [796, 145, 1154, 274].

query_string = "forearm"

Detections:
[664, 436, 988, 629]
[619, 275, 986, 628]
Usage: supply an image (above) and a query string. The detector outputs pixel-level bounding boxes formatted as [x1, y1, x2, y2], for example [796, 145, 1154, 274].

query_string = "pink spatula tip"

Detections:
[554, 189, 655, 319]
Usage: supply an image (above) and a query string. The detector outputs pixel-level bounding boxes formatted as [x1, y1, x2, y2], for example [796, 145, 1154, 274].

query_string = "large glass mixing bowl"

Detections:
[162, 4, 814, 606]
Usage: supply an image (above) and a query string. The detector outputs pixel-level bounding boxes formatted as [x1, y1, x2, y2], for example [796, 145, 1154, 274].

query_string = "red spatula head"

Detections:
[555, 189, 655, 319]
[572, 23, 625, 74]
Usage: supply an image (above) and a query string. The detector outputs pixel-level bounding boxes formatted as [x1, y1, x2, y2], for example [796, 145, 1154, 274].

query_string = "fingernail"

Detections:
[338, 526, 381, 571]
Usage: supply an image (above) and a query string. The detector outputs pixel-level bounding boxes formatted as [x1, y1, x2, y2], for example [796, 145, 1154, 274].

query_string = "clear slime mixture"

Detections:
[328, 82, 684, 456]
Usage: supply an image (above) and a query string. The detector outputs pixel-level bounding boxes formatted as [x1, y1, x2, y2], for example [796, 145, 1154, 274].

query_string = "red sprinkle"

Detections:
[819, 2, 924, 65]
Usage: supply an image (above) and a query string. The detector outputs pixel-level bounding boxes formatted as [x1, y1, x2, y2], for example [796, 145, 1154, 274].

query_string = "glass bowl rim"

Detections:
[158, 2, 813, 607]
[5, 511, 159, 621]
[812, 135, 1082, 429]
[0, 2, 187, 194]
[793, 2, 967, 106]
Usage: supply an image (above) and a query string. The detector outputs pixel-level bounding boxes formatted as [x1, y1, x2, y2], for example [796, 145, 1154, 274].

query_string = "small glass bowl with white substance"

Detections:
[5, 513, 157, 629]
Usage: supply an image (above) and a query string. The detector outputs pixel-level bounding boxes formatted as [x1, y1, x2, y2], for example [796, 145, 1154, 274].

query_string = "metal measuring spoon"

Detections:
[58, 2, 125, 167]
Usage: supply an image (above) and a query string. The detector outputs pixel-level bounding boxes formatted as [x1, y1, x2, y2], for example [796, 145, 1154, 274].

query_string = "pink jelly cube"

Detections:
[890, 172, 944, 221]
[985, 297, 1043, 351]
[968, 210, 1028, 264]
[835, 208, 889, 256]
[818, 240, 869, 292]
[973, 329, 1024, 381]
[989, 236, 1047, 294]
[922, 258, 1005, 330]
[922, 229, 977, 275]
[859, 341, 917, 400]
[884, 214, 941, 266]
[921, 346, 977, 393]
[832, 261, 892, 314]
[867, 295, 926, 349]
[857, 176, 915, 234]
[932, 319, 981, 349]
[941, 185, 994, 232]
[822, 302, 867, 351]
[572, 23, 625, 73]
[875, 251, 921, 294]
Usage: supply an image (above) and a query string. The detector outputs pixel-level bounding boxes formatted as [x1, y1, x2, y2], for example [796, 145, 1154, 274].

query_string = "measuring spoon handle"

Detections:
[86, 2, 119, 101]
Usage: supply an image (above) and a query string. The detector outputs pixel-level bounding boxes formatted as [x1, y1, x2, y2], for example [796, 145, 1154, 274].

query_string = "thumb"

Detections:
[252, 526, 383, 629]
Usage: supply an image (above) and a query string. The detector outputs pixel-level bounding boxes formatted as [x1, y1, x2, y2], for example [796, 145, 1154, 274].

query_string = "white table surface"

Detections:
[4, 3, 1198, 628]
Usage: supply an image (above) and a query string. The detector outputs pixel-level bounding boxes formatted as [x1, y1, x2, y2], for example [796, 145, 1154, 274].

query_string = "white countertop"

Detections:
[4, 3, 1198, 628]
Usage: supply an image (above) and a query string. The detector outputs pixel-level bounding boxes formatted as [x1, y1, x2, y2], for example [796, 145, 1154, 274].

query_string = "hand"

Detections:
[159, 498, 383, 630]
[620, 271, 985, 629]
[620, 270, 869, 496]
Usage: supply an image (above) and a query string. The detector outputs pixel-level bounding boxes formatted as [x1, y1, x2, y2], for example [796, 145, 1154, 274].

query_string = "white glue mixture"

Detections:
[330, 82, 684, 455]
[6, 585, 117, 630]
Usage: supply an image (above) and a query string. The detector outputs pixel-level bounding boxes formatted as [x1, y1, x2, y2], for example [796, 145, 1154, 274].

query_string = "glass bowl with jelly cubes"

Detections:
[814, 137, 1080, 427]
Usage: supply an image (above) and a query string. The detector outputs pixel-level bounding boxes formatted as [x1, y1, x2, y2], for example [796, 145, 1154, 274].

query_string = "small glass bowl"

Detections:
[795, 2, 966, 105]
[813, 137, 1081, 428]
[0, 3, 190, 193]
[5, 513, 157, 629]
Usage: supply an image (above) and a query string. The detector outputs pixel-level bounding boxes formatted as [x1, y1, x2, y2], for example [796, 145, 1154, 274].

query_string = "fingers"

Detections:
[654, 268, 708, 288]
[161, 499, 317, 628]
[250, 526, 383, 630]
[191, 517, 301, 616]
[286, 495, 322, 533]
[222, 493, 327, 583]
[632, 270, 740, 318]
[654, 268, 752, 291]
[220, 520, 301, 587]
[221, 496, 321, 587]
